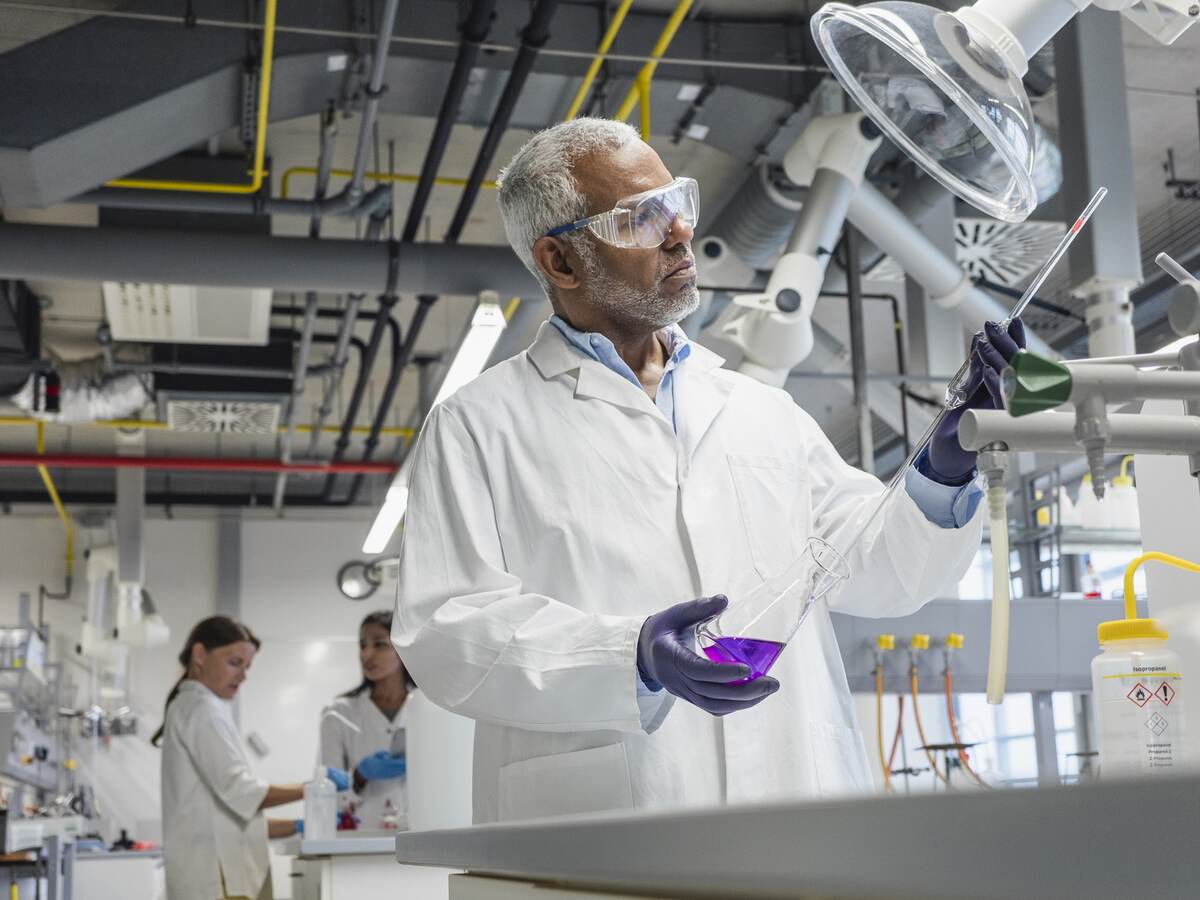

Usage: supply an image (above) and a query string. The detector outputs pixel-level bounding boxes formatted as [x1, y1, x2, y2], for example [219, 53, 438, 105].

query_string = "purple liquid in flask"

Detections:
[702, 636, 786, 683]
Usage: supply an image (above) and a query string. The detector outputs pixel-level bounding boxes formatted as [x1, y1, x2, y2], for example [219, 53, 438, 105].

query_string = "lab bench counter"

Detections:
[394, 774, 1200, 900]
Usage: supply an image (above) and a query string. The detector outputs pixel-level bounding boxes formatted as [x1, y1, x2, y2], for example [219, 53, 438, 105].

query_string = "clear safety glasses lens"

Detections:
[588, 178, 700, 248]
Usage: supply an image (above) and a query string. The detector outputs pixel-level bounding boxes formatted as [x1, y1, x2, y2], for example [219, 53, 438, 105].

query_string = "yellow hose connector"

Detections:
[875, 634, 895, 651]
[1099, 551, 1200, 643]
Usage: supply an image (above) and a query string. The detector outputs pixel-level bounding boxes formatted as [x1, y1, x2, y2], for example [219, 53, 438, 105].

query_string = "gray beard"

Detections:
[577, 241, 699, 330]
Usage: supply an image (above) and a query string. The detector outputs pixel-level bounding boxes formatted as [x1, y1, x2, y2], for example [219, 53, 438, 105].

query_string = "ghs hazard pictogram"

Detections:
[1127, 683, 1152, 707]
[1155, 682, 1176, 706]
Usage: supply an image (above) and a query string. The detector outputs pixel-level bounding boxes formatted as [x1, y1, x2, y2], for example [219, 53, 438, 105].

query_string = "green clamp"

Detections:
[1001, 350, 1073, 417]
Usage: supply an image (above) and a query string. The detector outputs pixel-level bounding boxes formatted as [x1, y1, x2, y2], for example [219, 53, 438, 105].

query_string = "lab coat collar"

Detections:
[528, 318, 726, 380]
[527, 319, 732, 444]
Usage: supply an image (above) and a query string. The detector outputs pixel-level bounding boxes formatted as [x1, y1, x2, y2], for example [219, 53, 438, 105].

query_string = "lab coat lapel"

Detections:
[673, 341, 734, 463]
[527, 319, 672, 420]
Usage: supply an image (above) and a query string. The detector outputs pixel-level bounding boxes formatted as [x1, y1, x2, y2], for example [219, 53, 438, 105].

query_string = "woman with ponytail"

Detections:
[319, 610, 415, 830]
[157, 616, 349, 900]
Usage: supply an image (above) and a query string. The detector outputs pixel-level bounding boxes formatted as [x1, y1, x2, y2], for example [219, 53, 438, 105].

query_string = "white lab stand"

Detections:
[281, 833, 458, 900]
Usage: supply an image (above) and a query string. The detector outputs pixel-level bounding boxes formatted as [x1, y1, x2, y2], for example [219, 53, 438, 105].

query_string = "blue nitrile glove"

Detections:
[636, 595, 780, 717]
[926, 319, 1027, 483]
[324, 766, 351, 791]
[294, 818, 304, 836]
[355, 750, 407, 781]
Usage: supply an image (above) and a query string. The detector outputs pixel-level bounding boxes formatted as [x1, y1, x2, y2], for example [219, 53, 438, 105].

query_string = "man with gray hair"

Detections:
[393, 118, 1021, 822]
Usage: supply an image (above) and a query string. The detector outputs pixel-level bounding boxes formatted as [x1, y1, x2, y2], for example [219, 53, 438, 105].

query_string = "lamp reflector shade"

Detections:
[811, 1, 1038, 222]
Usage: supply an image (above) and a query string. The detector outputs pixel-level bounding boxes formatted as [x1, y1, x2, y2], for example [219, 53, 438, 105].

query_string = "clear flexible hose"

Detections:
[986, 484, 1011, 705]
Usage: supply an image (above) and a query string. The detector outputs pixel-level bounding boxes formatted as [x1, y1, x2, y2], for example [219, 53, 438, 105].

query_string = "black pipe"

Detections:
[338, 294, 439, 506]
[320, 296, 400, 500]
[402, 0, 498, 243]
[444, 0, 561, 244]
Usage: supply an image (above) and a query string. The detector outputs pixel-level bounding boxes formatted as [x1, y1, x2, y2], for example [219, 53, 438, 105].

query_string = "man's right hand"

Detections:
[637, 595, 780, 716]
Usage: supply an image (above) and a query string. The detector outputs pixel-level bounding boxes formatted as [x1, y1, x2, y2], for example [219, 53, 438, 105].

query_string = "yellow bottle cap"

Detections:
[1097, 617, 1168, 643]
[875, 634, 895, 651]
[945, 633, 965, 650]
[910, 633, 930, 650]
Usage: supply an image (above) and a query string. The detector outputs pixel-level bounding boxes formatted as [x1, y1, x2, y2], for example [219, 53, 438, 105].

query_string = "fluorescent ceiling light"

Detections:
[361, 294, 508, 555]
[362, 456, 413, 555]
[431, 298, 508, 407]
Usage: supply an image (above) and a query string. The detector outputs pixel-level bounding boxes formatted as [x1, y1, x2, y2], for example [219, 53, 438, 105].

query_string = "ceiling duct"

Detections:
[710, 163, 806, 270]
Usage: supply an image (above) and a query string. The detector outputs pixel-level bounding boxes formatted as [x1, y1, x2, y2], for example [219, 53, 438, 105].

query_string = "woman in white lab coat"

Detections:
[154, 616, 349, 900]
[319, 610, 412, 830]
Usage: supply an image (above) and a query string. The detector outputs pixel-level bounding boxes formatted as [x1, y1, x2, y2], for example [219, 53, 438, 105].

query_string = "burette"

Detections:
[828, 187, 1108, 704]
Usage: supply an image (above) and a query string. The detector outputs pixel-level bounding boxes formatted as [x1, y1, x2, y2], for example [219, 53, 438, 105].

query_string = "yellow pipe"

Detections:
[562, 0, 636, 122]
[613, 0, 694, 125]
[1123, 552, 1200, 621]
[34, 423, 74, 582]
[636, 76, 651, 141]
[280, 167, 498, 201]
[105, 0, 277, 194]
[0, 418, 412, 439]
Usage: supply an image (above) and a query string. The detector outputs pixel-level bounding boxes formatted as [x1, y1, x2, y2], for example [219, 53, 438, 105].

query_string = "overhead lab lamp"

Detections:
[361, 292, 509, 555]
[810, 0, 1198, 223]
[337, 559, 384, 601]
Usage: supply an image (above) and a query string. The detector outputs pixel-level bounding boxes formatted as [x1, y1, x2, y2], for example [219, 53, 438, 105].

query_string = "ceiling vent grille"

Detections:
[867, 219, 1066, 287]
[102, 283, 272, 345]
[164, 398, 281, 434]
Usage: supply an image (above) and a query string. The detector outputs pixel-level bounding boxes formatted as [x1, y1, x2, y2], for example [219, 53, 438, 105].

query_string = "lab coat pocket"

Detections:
[809, 720, 871, 798]
[728, 453, 804, 580]
[497, 743, 634, 822]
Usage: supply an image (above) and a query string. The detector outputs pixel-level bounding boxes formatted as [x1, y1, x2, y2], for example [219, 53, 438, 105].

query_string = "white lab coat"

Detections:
[161, 680, 270, 900]
[319, 692, 409, 829]
[393, 321, 981, 823]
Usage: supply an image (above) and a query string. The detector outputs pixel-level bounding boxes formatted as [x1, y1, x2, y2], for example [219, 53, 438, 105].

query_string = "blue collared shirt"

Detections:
[549, 313, 981, 528]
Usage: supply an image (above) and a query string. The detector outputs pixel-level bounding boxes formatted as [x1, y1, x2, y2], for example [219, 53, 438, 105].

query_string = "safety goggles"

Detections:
[545, 176, 699, 249]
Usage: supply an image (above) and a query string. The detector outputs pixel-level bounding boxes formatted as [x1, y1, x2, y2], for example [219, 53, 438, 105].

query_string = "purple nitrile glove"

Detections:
[925, 319, 1027, 483]
[636, 595, 780, 717]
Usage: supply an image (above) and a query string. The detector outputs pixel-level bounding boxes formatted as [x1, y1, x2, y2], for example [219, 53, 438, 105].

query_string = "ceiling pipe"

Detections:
[0, 490, 348, 508]
[0, 222, 541, 298]
[319, 293, 400, 499]
[0, 454, 397, 475]
[335, 294, 439, 507]
[402, 0, 499, 243]
[75, 0, 402, 220]
[275, 110, 338, 513]
[444, 0, 562, 243]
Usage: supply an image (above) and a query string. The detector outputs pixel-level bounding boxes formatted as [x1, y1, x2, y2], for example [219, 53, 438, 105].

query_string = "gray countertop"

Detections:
[394, 774, 1200, 900]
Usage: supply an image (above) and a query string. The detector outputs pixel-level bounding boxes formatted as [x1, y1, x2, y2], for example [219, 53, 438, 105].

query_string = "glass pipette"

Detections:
[942, 186, 1108, 408]
[826, 186, 1109, 563]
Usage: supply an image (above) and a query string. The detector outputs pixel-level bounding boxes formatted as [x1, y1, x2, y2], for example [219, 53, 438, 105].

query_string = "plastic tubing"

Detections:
[943, 669, 989, 788]
[986, 484, 1011, 705]
[1123, 551, 1200, 618]
[875, 666, 892, 792]
[887, 694, 905, 772]
[910, 669, 950, 786]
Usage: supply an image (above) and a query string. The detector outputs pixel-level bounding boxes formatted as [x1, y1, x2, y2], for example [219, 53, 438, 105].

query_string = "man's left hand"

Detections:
[926, 319, 1027, 483]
